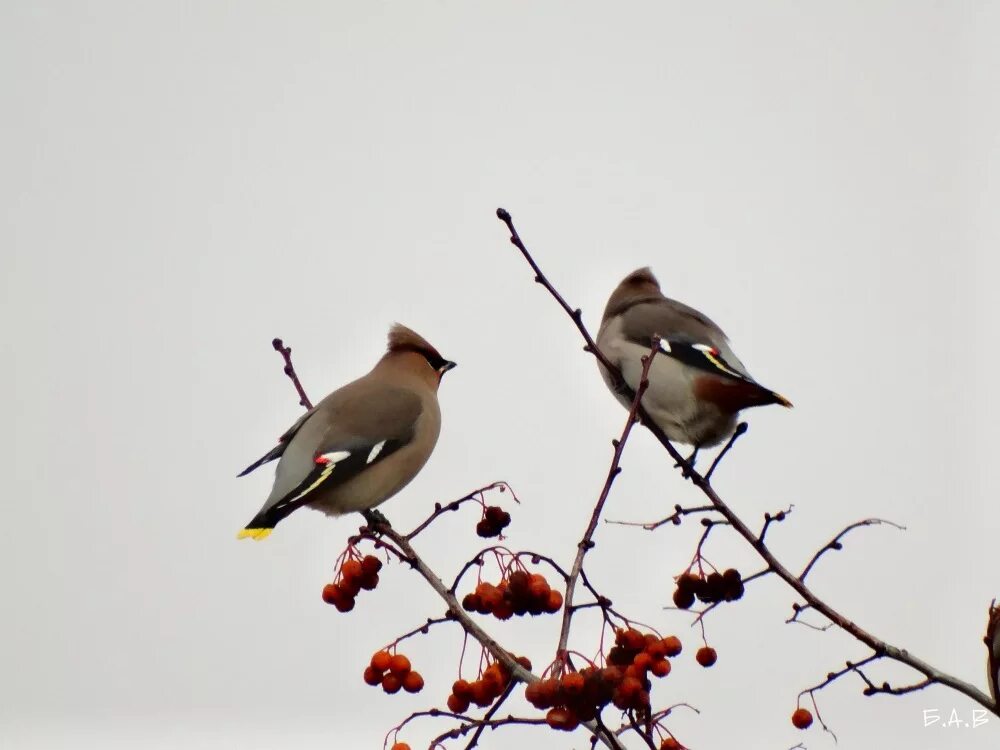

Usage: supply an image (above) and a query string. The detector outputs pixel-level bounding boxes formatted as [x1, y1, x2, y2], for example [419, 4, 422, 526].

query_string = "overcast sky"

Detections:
[3, 2, 999, 749]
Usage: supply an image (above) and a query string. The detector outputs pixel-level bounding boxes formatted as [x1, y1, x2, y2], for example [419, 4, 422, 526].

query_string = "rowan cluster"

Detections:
[475, 505, 512, 538]
[322, 554, 383, 612]
[363, 650, 425, 695]
[672, 568, 744, 609]
[445, 656, 532, 713]
[461, 570, 563, 619]
[525, 629, 682, 730]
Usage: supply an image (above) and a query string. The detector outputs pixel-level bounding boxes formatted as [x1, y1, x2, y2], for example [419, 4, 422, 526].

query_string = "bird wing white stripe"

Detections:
[367, 441, 387, 464]
[288, 451, 352, 503]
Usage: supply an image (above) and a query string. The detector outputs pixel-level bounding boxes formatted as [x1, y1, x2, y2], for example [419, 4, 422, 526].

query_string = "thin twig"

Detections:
[271, 337, 313, 409]
[462, 682, 516, 750]
[799, 518, 906, 581]
[606, 504, 717, 531]
[759, 505, 794, 544]
[405, 482, 516, 541]
[555, 339, 660, 666]
[705, 422, 748, 481]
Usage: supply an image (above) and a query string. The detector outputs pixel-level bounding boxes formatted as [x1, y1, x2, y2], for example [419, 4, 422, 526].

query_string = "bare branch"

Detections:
[555, 339, 661, 665]
[271, 337, 313, 409]
[704, 421, 748, 481]
[606, 504, 717, 532]
[799, 518, 906, 581]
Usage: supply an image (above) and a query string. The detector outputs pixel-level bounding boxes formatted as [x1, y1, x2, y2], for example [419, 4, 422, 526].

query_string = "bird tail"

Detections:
[767, 390, 793, 408]
[236, 502, 301, 541]
[237, 527, 272, 541]
[237, 444, 285, 477]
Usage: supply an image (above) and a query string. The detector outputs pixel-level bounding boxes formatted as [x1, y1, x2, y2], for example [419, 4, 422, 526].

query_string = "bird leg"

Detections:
[674, 447, 699, 477]
[362, 508, 392, 530]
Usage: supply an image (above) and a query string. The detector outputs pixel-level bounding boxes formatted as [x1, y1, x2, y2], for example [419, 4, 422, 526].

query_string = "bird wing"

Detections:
[618, 299, 753, 381]
[242, 385, 424, 533]
[236, 406, 318, 477]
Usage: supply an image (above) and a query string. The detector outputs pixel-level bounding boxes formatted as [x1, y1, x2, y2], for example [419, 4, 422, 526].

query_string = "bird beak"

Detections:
[438, 361, 457, 375]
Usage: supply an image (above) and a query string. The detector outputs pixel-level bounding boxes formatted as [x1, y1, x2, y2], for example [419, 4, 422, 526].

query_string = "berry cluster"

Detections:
[462, 571, 563, 619]
[791, 707, 814, 729]
[525, 629, 681, 730]
[476, 505, 512, 538]
[671, 568, 743, 609]
[363, 650, 424, 695]
[322, 555, 383, 612]
[446, 656, 531, 713]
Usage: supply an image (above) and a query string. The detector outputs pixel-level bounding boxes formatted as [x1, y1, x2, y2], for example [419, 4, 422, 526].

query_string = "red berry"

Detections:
[645, 639, 667, 659]
[339, 575, 361, 598]
[341, 559, 362, 580]
[390, 744, 411, 750]
[333, 593, 355, 612]
[792, 707, 814, 729]
[358, 572, 379, 591]
[673, 588, 696, 609]
[491, 599, 514, 620]
[661, 636, 682, 657]
[321, 584, 340, 605]
[632, 652, 653, 671]
[447, 692, 470, 712]
[545, 706, 579, 731]
[561, 671, 585, 696]
[695, 646, 717, 667]
[361, 555, 383, 575]
[381, 674, 402, 694]
[476, 519, 499, 538]
[660, 738, 682, 749]
[370, 651, 392, 672]
[650, 658, 671, 678]
[402, 671, 424, 693]
[388, 654, 411, 676]
[452, 679, 473, 700]
[544, 589, 563, 613]
[470, 680, 494, 707]
[363, 666, 382, 686]
[618, 676, 642, 699]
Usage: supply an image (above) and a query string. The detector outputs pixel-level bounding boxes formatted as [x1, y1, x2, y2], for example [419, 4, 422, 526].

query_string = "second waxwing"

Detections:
[237, 324, 456, 540]
[596, 268, 790, 452]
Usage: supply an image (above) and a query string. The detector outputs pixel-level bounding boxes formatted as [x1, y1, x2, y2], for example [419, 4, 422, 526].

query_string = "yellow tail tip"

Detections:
[775, 393, 794, 408]
[237, 527, 272, 541]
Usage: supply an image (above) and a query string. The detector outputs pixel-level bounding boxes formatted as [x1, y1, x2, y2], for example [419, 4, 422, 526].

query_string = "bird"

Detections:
[596, 267, 790, 458]
[237, 324, 456, 540]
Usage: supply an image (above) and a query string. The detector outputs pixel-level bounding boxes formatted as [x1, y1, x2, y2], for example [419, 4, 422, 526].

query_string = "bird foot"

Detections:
[362, 508, 392, 530]
[673, 448, 699, 477]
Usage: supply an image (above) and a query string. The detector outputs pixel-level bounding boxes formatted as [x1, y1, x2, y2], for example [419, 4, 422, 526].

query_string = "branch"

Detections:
[405, 481, 517, 541]
[606, 503, 717, 532]
[555, 339, 660, 664]
[799, 518, 906, 581]
[496, 207, 999, 717]
[271, 337, 312, 409]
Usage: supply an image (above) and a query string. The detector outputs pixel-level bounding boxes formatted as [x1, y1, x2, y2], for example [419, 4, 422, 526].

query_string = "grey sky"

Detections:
[3, 2, 998, 748]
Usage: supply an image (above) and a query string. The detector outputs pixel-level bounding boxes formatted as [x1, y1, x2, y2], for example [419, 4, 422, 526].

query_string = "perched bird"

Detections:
[596, 268, 790, 454]
[237, 324, 456, 540]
